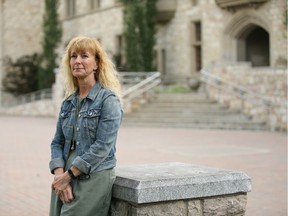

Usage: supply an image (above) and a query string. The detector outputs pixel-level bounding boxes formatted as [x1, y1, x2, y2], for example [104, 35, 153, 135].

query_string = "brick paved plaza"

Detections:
[0, 116, 286, 216]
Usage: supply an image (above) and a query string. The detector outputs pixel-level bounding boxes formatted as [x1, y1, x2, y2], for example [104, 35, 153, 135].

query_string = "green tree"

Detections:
[38, 0, 62, 89]
[120, 0, 157, 71]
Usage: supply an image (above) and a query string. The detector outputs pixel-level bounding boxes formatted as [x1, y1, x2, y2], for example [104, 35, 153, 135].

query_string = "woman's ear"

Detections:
[93, 61, 98, 72]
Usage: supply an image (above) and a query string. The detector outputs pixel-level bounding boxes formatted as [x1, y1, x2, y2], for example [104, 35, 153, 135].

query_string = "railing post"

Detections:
[240, 91, 245, 112]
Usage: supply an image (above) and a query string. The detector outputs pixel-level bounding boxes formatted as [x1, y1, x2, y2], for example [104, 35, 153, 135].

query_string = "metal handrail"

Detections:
[200, 69, 286, 111]
[122, 72, 161, 101]
[119, 72, 157, 85]
[3, 72, 161, 108]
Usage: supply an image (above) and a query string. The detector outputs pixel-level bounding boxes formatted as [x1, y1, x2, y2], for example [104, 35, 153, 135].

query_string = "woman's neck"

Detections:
[78, 79, 96, 98]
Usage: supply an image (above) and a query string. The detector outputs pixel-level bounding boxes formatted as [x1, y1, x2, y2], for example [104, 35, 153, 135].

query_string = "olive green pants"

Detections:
[50, 151, 116, 216]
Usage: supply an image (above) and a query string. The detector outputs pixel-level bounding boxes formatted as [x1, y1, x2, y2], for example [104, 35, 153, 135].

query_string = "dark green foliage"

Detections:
[120, 0, 157, 71]
[2, 54, 39, 95]
[38, 0, 62, 89]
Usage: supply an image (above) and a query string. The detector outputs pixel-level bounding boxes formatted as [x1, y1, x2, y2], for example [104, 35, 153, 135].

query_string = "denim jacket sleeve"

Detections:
[72, 93, 123, 174]
[49, 105, 66, 174]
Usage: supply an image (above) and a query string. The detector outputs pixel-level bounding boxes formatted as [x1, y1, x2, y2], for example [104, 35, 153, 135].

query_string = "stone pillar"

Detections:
[52, 68, 64, 117]
[111, 162, 251, 216]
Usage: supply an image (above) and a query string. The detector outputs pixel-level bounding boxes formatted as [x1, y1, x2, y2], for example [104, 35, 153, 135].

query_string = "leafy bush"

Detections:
[2, 54, 39, 95]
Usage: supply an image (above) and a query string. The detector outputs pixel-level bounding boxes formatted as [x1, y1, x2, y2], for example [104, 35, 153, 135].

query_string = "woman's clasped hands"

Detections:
[52, 169, 74, 203]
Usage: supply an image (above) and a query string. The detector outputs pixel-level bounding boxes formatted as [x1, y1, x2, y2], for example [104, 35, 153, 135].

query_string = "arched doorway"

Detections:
[237, 26, 270, 67]
[224, 12, 270, 67]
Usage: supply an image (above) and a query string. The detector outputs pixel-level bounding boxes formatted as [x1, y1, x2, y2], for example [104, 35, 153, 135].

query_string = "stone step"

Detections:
[150, 101, 216, 106]
[126, 109, 245, 117]
[157, 94, 207, 102]
[136, 106, 234, 113]
[122, 121, 268, 131]
[123, 115, 263, 124]
[123, 92, 269, 131]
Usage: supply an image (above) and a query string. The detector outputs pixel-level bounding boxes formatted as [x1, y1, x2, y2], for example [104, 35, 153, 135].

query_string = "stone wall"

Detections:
[0, 0, 44, 105]
[202, 0, 287, 67]
[59, 0, 123, 60]
[204, 64, 287, 131]
[110, 163, 251, 216]
[0, 0, 44, 61]
[2, 99, 56, 117]
[156, 0, 287, 83]
[0, 0, 286, 121]
[111, 194, 247, 216]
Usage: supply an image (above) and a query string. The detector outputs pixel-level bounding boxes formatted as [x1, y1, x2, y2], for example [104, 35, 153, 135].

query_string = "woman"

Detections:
[49, 36, 123, 216]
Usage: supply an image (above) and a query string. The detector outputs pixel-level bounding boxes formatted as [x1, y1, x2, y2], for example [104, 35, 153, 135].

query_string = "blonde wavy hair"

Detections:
[61, 36, 122, 102]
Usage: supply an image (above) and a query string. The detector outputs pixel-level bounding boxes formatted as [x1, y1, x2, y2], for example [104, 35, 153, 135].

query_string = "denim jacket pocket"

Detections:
[83, 109, 101, 141]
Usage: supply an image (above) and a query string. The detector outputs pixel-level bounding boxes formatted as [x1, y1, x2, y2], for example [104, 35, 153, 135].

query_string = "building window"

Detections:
[161, 49, 166, 75]
[195, 22, 201, 41]
[89, 0, 101, 10]
[191, 0, 198, 6]
[191, 21, 202, 72]
[66, 0, 76, 17]
[195, 46, 202, 71]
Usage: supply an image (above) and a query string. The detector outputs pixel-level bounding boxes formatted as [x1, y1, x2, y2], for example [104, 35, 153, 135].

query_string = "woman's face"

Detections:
[69, 50, 98, 80]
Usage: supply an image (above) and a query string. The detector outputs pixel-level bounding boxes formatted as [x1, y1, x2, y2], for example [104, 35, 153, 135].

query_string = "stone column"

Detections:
[52, 68, 64, 117]
[111, 162, 251, 216]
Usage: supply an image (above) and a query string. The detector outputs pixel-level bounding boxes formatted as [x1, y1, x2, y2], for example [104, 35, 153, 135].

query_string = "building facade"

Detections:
[59, 0, 287, 83]
[0, 0, 287, 99]
[0, 0, 45, 104]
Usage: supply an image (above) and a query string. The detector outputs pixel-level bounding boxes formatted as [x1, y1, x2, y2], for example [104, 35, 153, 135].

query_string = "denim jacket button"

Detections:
[76, 127, 80, 131]
[76, 141, 80, 145]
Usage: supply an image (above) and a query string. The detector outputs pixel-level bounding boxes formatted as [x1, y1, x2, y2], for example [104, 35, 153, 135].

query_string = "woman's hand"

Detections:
[58, 184, 74, 203]
[51, 168, 75, 203]
[52, 172, 71, 196]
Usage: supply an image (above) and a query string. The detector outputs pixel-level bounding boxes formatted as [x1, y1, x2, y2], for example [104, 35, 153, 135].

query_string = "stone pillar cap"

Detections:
[113, 162, 251, 204]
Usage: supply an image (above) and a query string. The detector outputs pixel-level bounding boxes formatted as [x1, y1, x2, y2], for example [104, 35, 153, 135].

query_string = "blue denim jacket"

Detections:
[49, 82, 123, 175]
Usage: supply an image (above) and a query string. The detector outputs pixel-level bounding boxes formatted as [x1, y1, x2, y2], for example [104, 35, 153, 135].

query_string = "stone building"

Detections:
[1, 0, 287, 84]
[0, 0, 287, 129]
[0, 0, 45, 104]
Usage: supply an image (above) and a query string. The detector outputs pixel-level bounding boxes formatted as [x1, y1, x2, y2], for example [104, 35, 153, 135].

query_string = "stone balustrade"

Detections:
[205, 64, 287, 131]
[110, 163, 251, 216]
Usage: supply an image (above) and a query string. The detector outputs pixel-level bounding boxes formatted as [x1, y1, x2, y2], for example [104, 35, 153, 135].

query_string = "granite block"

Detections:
[113, 163, 251, 204]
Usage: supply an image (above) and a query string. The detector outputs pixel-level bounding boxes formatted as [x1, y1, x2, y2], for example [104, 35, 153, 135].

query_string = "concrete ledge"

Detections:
[113, 162, 251, 204]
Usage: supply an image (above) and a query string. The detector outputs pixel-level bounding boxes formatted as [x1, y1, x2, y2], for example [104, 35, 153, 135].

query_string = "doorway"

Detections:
[237, 26, 270, 67]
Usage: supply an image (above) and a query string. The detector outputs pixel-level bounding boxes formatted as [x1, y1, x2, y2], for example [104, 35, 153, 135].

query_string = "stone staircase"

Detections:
[122, 92, 269, 130]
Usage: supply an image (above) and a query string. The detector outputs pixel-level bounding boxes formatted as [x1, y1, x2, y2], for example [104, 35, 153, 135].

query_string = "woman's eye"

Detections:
[70, 55, 77, 58]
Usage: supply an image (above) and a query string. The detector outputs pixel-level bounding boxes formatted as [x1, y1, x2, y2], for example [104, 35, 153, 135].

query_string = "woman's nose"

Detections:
[75, 56, 81, 63]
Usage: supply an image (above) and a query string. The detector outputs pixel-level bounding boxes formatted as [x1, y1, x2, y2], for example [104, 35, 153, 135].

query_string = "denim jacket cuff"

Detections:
[49, 158, 65, 174]
[72, 156, 91, 174]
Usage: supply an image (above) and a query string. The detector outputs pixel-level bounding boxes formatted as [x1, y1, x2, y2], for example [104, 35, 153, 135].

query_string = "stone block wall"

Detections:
[59, 1, 123, 60]
[111, 194, 247, 216]
[2, 99, 56, 117]
[204, 64, 287, 131]
[110, 163, 251, 216]
[1, 0, 44, 61]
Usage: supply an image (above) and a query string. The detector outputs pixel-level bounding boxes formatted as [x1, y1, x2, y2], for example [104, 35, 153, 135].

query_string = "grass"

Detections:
[156, 84, 192, 94]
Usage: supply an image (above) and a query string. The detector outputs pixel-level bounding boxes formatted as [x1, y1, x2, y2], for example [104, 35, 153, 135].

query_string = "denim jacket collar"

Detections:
[66, 82, 102, 105]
